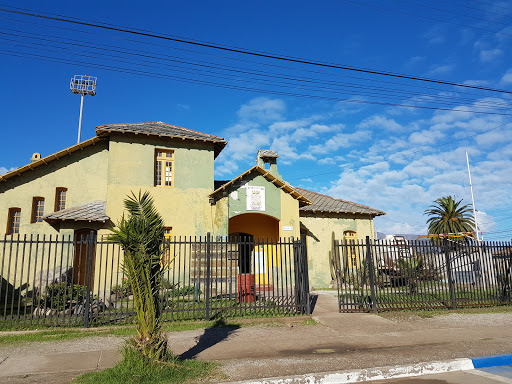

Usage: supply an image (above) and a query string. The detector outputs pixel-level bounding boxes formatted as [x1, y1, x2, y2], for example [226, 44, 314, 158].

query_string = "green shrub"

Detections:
[112, 278, 132, 299]
[39, 282, 87, 311]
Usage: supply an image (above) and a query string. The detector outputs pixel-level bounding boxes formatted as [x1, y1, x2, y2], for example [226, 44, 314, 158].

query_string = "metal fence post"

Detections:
[443, 239, 456, 309]
[205, 233, 211, 321]
[83, 231, 96, 328]
[365, 236, 377, 313]
[302, 236, 311, 315]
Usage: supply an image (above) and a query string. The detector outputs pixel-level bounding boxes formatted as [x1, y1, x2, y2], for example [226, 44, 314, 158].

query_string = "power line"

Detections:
[3, 13, 510, 105]
[3, 31, 511, 112]
[2, 5, 512, 96]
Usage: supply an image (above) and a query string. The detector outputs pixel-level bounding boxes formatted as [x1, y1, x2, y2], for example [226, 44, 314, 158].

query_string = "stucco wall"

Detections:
[0, 141, 109, 237]
[104, 134, 225, 238]
[227, 173, 281, 220]
[300, 213, 375, 289]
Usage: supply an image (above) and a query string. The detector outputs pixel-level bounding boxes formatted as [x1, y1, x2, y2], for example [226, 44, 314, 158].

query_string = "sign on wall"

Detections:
[246, 185, 265, 211]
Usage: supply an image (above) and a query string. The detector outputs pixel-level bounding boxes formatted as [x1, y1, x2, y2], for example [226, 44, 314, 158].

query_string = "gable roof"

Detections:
[211, 166, 312, 207]
[0, 136, 105, 183]
[294, 187, 385, 216]
[43, 201, 110, 223]
[96, 122, 227, 158]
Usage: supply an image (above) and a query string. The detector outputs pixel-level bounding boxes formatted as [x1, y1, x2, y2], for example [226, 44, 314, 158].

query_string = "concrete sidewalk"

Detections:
[1, 293, 512, 383]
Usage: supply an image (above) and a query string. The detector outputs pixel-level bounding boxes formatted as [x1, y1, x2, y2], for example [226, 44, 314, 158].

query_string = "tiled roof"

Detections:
[211, 166, 312, 207]
[294, 187, 385, 216]
[43, 201, 110, 223]
[96, 122, 227, 158]
[258, 149, 279, 158]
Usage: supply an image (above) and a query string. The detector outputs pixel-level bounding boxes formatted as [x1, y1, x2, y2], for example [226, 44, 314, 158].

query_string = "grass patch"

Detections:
[0, 319, 245, 345]
[74, 347, 218, 384]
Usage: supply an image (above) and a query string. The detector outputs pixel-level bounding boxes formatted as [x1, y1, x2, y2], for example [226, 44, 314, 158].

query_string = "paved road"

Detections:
[371, 365, 512, 383]
[1, 293, 512, 383]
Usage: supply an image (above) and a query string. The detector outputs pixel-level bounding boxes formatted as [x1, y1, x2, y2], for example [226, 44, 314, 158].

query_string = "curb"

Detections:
[228, 354, 512, 384]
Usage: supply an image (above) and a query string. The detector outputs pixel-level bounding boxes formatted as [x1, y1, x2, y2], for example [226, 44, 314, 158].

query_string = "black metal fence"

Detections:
[0, 233, 309, 329]
[333, 236, 512, 312]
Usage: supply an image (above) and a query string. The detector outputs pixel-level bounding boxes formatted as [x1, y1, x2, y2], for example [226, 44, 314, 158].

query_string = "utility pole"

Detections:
[70, 75, 97, 144]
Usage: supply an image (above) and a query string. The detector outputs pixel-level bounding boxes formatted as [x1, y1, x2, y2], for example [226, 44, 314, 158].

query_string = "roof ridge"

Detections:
[96, 122, 225, 141]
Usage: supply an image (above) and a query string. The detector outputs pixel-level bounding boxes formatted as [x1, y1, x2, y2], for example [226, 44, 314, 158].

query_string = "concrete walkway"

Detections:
[1, 293, 512, 383]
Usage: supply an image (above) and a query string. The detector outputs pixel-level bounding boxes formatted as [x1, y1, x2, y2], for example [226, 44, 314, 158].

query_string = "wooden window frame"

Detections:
[31, 197, 45, 223]
[6, 207, 21, 235]
[154, 149, 175, 187]
[54, 187, 67, 212]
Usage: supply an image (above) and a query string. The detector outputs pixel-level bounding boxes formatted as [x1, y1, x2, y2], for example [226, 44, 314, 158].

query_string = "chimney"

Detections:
[256, 150, 281, 178]
[31, 153, 41, 163]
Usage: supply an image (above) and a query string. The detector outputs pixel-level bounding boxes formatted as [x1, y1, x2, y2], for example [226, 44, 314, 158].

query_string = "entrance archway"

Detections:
[228, 213, 279, 241]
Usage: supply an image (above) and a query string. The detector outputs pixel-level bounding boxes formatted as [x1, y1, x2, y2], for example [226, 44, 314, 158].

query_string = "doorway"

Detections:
[73, 229, 97, 288]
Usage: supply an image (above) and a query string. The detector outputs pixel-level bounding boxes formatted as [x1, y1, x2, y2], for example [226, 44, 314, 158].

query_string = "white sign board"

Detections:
[246, 186, 265, 211]
[282, 226, 293, 231]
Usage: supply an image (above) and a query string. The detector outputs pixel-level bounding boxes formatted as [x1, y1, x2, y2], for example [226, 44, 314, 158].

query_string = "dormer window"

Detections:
[155, 150, 174, 187]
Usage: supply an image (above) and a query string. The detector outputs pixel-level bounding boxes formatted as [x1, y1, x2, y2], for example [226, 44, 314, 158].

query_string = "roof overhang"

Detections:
[96, 123, 227, 158]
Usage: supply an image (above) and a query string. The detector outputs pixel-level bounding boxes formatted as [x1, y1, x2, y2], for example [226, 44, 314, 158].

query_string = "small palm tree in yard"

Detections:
[424, 196, 475, 242]
[108, 191, 167, 360]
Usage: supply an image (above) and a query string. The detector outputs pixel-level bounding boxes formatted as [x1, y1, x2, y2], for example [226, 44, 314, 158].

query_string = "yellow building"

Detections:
[0, 122, 385, 289]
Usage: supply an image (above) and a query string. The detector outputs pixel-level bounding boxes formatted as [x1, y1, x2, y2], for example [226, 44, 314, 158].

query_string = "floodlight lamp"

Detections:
[70, 74, 97, 96]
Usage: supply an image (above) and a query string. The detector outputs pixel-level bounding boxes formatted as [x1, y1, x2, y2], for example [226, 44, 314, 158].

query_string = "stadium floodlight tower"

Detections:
[70, 75, 97, 144]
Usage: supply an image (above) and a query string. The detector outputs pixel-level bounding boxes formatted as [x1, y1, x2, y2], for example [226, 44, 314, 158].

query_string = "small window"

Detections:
[155, 150, 174, 187]
[6, 208, 21, 235]
[31, 197, 45, 223]
[55, 188, 67, 211]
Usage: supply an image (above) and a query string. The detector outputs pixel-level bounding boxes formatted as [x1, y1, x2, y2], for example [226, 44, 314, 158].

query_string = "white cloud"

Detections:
[500, 68, 512, 85]
[358, 115, 404, 132]
[309, 130, 371, 155]
[423, 25, 446, 45]
[0, 167, 15, 175]
[476, 211, 496, 233]
[479, 48, 503, 63]
[237, 97, 286, 122]
[426, 64, 454, 76]
[409, 129, 445, 145]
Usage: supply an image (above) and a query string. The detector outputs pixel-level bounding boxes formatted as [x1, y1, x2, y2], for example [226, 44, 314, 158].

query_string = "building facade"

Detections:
[0, 122, 385, 288]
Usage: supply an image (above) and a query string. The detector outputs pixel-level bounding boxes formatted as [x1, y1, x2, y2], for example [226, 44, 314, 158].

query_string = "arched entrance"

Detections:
[228, 212, 279, 241]
[229, 213, 280, 293]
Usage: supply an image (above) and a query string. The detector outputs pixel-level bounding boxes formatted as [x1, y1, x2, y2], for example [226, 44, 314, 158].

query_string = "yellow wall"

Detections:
[279, 191, 300, 239]
[300, 213, 375, 289]
[0, 141, 109, 237]
[103, 134, 226, 238]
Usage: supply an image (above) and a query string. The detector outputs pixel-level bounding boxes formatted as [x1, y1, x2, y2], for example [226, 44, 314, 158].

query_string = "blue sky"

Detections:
[1, 1, 512, 241]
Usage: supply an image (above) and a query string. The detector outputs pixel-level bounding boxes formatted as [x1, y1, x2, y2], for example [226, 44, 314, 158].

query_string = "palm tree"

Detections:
[108, 191, 167, 360]
[424, 196, 475, 242]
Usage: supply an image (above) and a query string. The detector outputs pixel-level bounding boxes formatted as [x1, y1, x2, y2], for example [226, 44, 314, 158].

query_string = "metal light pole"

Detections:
[466, 151, 480, 242]
[70, 75, 97, 144]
